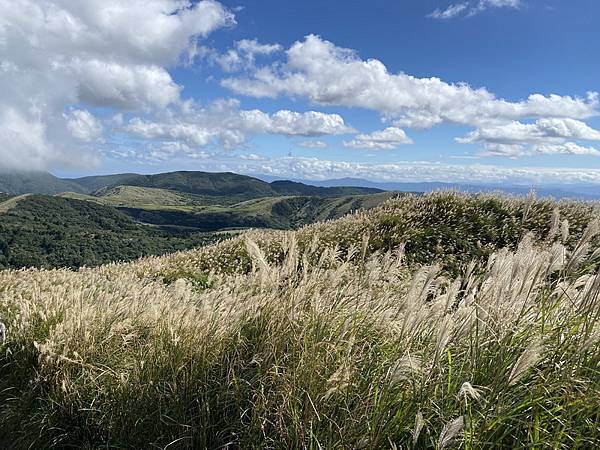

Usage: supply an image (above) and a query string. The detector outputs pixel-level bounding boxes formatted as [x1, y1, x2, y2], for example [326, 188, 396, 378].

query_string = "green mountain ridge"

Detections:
[0, 172, 85, 195]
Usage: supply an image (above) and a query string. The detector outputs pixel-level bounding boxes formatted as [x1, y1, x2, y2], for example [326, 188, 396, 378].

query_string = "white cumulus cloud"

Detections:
[222, 35, 598, 131]
[458, 118, 600, 156]
[64, 109, 103, 141]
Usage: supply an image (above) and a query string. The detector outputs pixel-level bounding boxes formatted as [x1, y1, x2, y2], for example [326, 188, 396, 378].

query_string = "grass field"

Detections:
[0, 191, 599, 448]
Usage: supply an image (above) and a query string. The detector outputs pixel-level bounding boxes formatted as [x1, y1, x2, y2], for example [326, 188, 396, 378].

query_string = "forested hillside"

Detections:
[0, 195, 222, 269]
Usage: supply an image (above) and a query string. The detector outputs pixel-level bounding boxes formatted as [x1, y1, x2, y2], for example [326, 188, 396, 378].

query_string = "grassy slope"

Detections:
[86, 184, 257, 207]
[269, 179, 382, 197]
[97, 185, 201, 206]
[148, 191, 600, 279]
[0, 192, 599, 448]
[61, 186, 201, 209]
[0, 194, 30, 213]
[61, 186, 397, 231]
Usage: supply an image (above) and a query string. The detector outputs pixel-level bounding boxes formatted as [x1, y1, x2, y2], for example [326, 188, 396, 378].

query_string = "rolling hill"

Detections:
[115, 192, 397, 231]
[0, 170, 394, 270]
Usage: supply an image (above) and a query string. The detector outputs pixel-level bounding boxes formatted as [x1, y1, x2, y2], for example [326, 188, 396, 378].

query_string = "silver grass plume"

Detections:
[508, 337, 542, 386]
[546, 208, 561, 243]
[561, 219, 570, 244]
[361, 232, 370, 263]
[438, 416, 464, 450]
[388, 355, 423, 382]
[521, 191, 536, 224]
[412, 411, 424, 446]
[457, 381, 484, 405]
[245, 238, 270, 273]
[567, 219, 599, 272]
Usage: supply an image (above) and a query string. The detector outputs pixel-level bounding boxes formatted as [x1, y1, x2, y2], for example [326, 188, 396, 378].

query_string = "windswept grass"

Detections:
[133, 191, 600, 280]
[0, 191, 599, 448]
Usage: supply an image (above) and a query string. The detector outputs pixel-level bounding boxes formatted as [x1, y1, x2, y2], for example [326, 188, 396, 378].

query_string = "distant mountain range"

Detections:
[0, 171, 382, 197]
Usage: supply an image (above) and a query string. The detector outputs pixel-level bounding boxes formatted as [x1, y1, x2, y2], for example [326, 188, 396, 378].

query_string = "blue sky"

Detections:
[2, 0, 600, 185]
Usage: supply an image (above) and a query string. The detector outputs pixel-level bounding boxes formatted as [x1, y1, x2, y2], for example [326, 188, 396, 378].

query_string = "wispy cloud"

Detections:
[429, 0, 522, 20]
[428, 3, 469, 19]
[343, 127, 413, 150]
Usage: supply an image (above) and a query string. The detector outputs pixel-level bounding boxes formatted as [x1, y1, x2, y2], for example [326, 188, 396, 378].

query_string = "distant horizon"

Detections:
[2, 166, 600, 188]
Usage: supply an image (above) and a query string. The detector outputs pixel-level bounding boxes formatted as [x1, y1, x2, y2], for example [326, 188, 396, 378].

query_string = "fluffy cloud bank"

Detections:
[123, 99, 353, 151]
[222, 34, 599, 157]
[0, 0, 234, 171]
[2, 1, 598, 176]
[188, 155, 600, 186]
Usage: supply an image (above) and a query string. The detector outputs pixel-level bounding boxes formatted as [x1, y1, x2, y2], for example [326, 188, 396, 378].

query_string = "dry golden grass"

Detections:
[0, 191, 599, 448]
